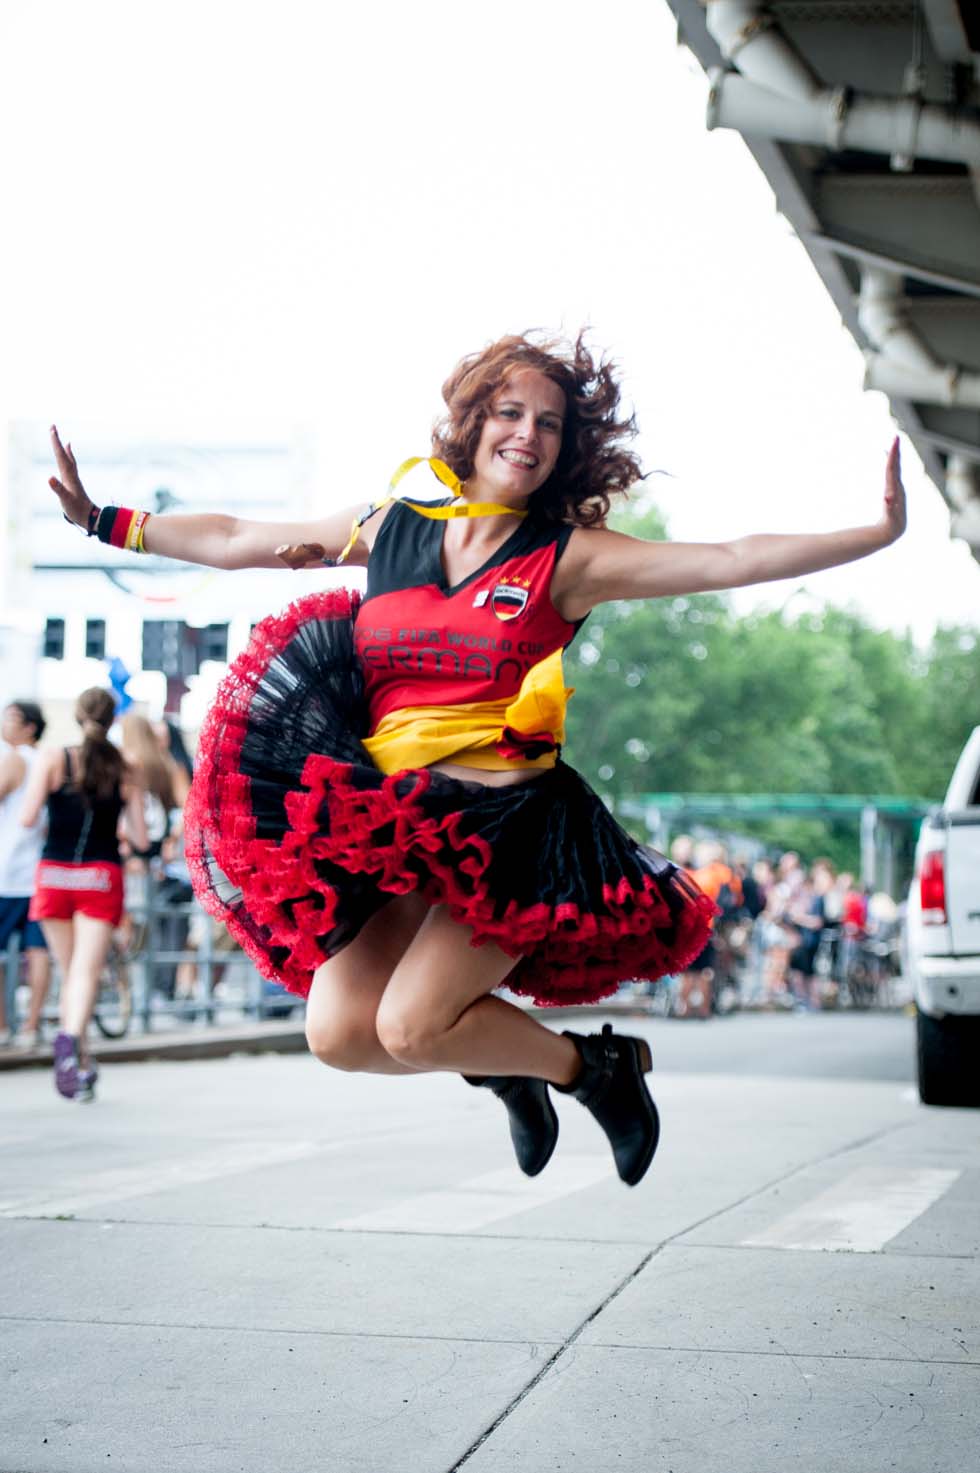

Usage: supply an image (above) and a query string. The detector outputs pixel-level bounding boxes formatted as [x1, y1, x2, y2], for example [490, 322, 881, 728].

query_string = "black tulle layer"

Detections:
[184, 589, 716, 1003]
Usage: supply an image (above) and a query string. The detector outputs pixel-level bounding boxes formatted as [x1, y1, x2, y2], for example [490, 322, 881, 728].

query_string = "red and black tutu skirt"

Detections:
[184, 589, 716, 1006]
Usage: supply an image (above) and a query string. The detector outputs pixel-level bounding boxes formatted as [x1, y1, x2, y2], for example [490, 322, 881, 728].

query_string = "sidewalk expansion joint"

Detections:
[446, 1246, 660, 1472]
[656, 1115, 918, 1250]
[0, 1212, 656, 1249]
[669, 1240, 980, 1262]
[577, 1341, 980, 1367]
[3, 1313, 975, 1369]
[0, 1312, 563, 1350]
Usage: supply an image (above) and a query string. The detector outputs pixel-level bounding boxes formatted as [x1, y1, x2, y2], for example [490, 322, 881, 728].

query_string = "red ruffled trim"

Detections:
[185, 586, 717, 1004]
[292, 755, 716, 1004]
[184, 590, 362, 993]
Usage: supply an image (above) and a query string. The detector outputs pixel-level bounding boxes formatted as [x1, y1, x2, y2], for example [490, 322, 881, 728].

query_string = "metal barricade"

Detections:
[2, 874, 301, 1038]
[122, 871, 296, 1031]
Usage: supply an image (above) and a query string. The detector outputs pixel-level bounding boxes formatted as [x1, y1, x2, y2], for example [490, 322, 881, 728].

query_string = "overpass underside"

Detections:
[666, 0, 980, 562]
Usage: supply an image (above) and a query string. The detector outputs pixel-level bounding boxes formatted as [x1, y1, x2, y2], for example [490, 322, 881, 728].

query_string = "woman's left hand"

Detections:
[880, 436, 907, 544]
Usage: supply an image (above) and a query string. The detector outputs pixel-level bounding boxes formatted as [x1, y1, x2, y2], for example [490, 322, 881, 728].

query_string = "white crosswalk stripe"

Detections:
[0, 1140, 330, 1218]
[742, 1166, 961, 1252]
[334, 1154, 613, 1233]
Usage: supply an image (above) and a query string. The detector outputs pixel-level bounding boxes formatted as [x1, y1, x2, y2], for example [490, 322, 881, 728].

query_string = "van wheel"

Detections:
[916, 1009, 980, 1106]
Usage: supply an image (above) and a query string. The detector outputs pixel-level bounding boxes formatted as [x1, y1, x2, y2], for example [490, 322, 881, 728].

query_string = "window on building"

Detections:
[142, 619, 185, 676]
[199, 623, 229, 664]
[43, 618, 65, 660]
[85, 618, 106, 660]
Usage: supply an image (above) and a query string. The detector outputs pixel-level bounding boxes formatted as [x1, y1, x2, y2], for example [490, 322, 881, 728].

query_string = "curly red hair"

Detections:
[431, 331, 644, 527]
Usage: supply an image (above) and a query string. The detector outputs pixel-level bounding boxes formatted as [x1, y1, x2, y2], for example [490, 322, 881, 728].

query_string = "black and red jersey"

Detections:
[353, 500, 582, 729]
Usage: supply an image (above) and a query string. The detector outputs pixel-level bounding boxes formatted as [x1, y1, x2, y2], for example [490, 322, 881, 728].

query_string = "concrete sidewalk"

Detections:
[0, 1017, 310, 1069]
[1, 1012, 975, 1473]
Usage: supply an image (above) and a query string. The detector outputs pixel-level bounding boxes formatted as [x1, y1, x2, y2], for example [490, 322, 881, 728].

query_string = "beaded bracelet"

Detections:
[62, 503, 101, 536]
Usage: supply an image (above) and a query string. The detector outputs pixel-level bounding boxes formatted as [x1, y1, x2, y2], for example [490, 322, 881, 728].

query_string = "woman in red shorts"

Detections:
[21, 687, 148, 1101]
[46, 332, 906, 1179]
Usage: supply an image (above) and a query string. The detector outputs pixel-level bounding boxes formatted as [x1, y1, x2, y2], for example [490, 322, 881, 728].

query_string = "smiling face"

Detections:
[469, 368, 565, 505]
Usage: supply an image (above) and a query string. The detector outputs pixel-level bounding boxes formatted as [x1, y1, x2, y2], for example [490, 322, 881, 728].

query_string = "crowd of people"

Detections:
[0, 690, 218, 1098]
[0, 699, 53, 1049]
[659, 838, 902, 1017]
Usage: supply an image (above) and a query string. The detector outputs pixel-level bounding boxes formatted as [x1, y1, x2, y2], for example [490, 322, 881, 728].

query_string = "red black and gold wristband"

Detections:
[95, 506, 150, 552]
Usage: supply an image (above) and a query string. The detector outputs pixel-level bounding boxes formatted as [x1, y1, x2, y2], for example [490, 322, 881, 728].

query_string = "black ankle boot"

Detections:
[556, 1024, 660, 1187]
[464, 1075, 559, 1177]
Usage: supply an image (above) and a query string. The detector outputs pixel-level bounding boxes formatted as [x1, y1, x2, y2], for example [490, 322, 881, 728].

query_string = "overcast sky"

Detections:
[2, 0, 977, 643]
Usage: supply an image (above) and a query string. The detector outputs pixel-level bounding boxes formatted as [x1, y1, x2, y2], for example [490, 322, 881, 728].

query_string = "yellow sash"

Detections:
[363, 647, 573, 774]
[334, 457, 526, 565]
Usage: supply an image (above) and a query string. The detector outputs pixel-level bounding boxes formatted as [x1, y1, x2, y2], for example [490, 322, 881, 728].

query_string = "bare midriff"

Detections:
[428, 760, 542, 788]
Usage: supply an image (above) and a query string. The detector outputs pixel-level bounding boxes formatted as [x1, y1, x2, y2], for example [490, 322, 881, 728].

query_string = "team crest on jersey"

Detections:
[490, 578, 531, 621]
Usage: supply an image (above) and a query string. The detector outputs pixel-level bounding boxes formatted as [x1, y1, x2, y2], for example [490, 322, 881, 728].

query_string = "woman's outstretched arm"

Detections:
[48, 426, 374, 570]
[555, 439, 907, 620]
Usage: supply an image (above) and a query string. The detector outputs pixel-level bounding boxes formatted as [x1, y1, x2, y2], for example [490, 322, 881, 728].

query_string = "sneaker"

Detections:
[12, 1029, 43, 1051]
[52, 1032, 81, 1100]
[75, 1059, 99, 1103]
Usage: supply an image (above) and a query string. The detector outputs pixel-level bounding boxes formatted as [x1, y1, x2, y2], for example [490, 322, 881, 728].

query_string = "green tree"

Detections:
[563, 498, 980, 871]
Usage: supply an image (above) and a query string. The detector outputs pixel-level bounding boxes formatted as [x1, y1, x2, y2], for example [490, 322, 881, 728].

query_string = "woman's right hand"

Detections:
[275, 540, 330, 570]
[49, 425, 96, 529]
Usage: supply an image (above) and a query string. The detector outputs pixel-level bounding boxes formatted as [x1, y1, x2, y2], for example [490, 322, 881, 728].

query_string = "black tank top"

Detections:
[354, 501, 582, 729]
[42, 749, 124, 865]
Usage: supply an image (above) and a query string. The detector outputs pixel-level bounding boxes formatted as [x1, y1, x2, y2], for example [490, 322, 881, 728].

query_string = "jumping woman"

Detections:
[47, 332, 906, 1175]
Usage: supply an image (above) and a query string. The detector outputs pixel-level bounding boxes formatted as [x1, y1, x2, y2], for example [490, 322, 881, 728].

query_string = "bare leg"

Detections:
[22, 948, 52, 1032]
[58, 915, 115, 1039]
[306, 895, 580, 1085]
[305, 894, 430, 1075]
[41, 919, 74, 1017]
[375, 904, 581, 1085]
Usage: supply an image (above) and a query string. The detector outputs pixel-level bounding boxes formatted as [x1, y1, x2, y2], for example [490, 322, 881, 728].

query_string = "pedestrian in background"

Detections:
[119, 712, 188, 997]
[677, 840, 743, 1018]
[761, 851, 804, 1002]
[153, 717, 194, 799]
[742, 856, 774, 1006]
[120, 713, 179, 861]
[20, 687, 148, 1101]
[787, 858, 835, 1010]
[147, 716, 196, 1001]
[0, 700, 52, 1048]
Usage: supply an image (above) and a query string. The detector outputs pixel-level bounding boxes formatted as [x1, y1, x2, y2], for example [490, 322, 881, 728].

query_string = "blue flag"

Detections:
[106, 656, 133, 713]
